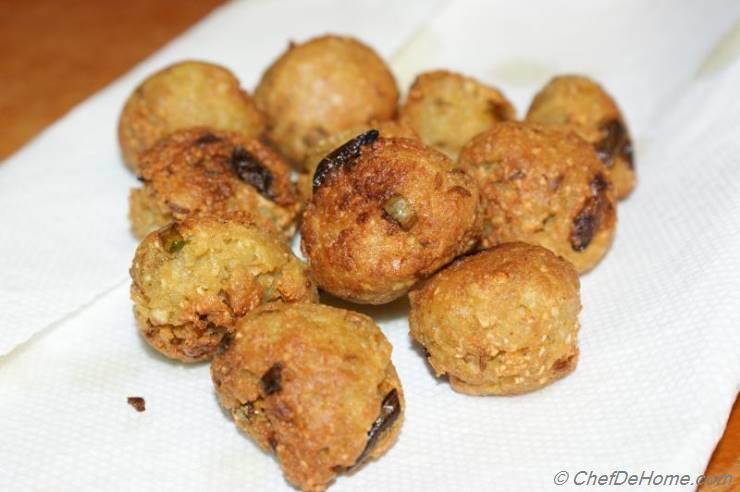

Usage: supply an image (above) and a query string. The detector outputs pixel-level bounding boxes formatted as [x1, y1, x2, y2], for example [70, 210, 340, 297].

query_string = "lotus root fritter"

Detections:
[211, 303, 404, 491]
[526, 75, 635, 199]
[254, 35, 399, 164]
[459, 121, 617, 273]
[399, 70, 515, 159]
[409, 242, 581, 395]
[130, 217, 317, 362]
[129, 128, 300, 242]
[301, 133, 483, 304]
[118, 60, 265, 173]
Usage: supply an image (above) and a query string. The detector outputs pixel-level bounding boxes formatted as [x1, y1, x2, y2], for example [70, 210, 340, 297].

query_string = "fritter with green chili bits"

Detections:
[130, 217, 317, 362]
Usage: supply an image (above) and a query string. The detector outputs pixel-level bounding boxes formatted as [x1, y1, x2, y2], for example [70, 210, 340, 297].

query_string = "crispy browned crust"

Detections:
[130, 217, 317, 362]
[409, 242, 581, 395]
[526, 75, 635, 199]
[301, 137, 483, 304]
[118, 60, 265, 172]
[399, 70, 515, 159]
[211, 303, 404, 491]
[459, 121, 617, 273]
[297, 120, 419, 203]
[129, 128, 300, 242]
[254, 35, 399, 164]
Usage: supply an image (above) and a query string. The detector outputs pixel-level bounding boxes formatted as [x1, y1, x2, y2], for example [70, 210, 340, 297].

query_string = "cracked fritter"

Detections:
[118, 60, 265, 173]
[212, 303, 404, 491]
[254, 35, 399, 165]
[301, 133, 483, 304]
[130, 217, 317, 362]
[409, 242, 581, 395]
[399, 70, 515, 159]
[526, 75, 635, 199]
[129, 128, 300, 242]
[459, 121, 617, 273]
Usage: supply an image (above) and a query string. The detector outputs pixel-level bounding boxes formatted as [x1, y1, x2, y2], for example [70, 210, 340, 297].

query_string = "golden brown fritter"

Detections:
[129, 128, 300, 241]
[399, 70, 515, 159]
[409, 242, 581, 395]
[297, 120, 419, 202]
[118, 60, 265, 173]
[254, 35, 399, 164]
[301, 133, 483, 304]
[130, 217, 317, 363]
[526, 75, 635, 199]
[212, 303, 404, 492]
[459, 122, 617, 273]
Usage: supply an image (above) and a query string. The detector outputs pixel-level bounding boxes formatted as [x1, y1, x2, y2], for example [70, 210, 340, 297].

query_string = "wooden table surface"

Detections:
[1, 1, 737, 489]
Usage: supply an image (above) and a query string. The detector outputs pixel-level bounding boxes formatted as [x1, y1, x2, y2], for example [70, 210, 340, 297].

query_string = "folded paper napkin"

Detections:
[1, 0, 739, 490]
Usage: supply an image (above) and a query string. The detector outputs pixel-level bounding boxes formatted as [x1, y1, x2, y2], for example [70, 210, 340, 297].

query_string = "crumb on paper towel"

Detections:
[127, 397, 146, 412]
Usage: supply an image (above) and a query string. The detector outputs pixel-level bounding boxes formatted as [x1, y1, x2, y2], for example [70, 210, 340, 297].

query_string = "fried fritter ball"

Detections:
[129, 128, 300, 241]
[118, 60, 265, 173]
[399, 70, 515, 159]
[409, 242, 581, 395]
[254, 35, 399, 164]
[526, 75, 635, 199]
[301, 132, 483, 304]
[459, 122, 617, 273]
[130, 217, 317, 362]
[297, 120, 418, 202]
[212, 303, 404, 491]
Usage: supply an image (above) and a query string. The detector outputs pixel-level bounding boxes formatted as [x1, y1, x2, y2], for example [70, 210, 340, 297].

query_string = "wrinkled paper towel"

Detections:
[1, 0, 739, 490]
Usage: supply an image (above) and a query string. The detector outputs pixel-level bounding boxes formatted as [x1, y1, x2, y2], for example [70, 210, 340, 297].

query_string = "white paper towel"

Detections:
[0, 0, 444, 356]
[1, 1, 739, 490]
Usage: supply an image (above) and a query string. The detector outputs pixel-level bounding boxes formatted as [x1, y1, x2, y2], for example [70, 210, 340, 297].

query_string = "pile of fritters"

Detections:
[120, 34, 635, 492]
